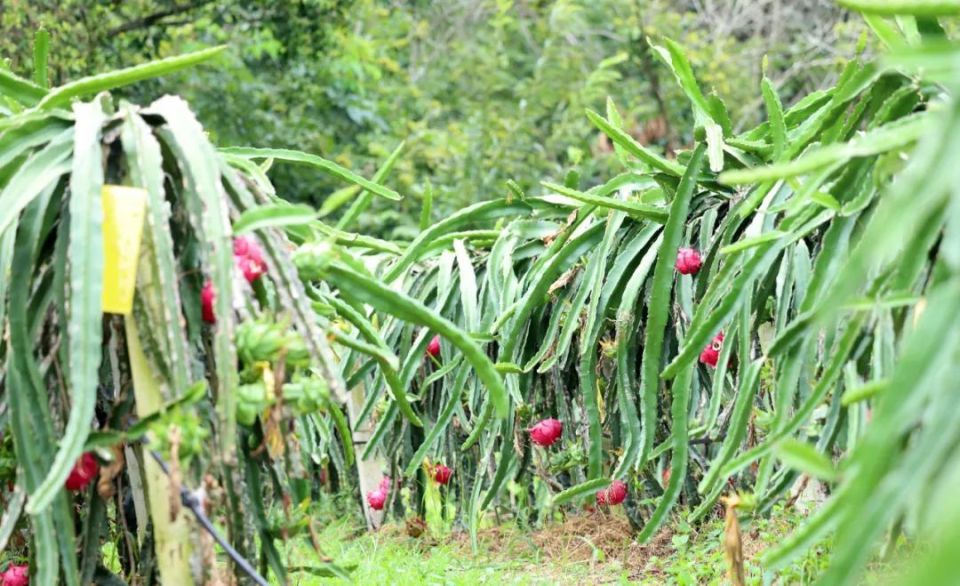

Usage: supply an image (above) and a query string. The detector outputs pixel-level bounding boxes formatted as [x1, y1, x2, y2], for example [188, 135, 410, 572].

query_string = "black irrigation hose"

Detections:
[144, 443, 270, 586]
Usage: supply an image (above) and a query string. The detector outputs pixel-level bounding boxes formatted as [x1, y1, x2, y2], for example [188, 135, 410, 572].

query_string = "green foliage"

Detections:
[0, 4, 957, 585]
[1, 1, 862, 238]
[287, 13, 954, 586]
[0, 40, 354, 582]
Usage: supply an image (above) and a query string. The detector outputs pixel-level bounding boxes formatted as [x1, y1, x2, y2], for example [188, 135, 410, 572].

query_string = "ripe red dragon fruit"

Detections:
[233, 236, 267, 284]
[426, 335, 441, 358]
[662, 467, 672, 486]
[65, 452, 99, 492]
[0, 564, 28, 586]
[605, 480, 627, 505]
[675, 247, 703, 275]
[367, 488, 387, 511]
[201, 281, 216, 324]
[528, 418, 563, 447]
[432, 464, 452, 485]
[595, 489, 608, 506]
[699, 331, 725, 368]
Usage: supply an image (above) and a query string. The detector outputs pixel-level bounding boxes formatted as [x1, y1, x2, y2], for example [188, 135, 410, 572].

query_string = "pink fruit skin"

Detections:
[699, 331, 724, 367]
[675, 247, 703, 275]
[605, 480, 627, 505]
[529, 418, 563, 447]
[367, 488, 387, 511]
[426, 335, 441, 358]
[65, 452, 99, 492]
[0, 564, 28, 586]
[201, 281, 216, 324]
[233, 236, 262, 264]
[233, 236, 267, 284]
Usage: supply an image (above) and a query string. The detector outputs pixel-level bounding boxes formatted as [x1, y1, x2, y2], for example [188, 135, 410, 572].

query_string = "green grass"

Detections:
[90, 495, 907, 585]
[273, 504, 890, 585]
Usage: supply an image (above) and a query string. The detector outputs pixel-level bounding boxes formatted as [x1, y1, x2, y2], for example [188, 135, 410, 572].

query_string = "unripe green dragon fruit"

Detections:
[236, 382, 270, 427]
[237, 319, 311, 368]
[292, 242, 334, 281]
[236, 320, 286, 365]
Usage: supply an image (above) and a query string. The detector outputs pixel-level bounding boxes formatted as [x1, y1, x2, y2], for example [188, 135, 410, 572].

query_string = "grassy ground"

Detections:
[278, 504, 891, 585]
[96, 496, 905, 584]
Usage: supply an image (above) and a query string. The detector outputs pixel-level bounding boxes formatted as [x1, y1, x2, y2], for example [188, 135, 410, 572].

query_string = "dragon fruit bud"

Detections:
[426, 335, 441, 358]
[432, 464, 452, 485]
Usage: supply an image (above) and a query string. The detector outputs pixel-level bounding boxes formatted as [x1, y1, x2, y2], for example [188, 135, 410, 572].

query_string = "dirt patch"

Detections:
[375, 510, 750, 583]
[442, 511, 678, 582]
[531, 511, 673, 573]
[505, 512, 681, 583]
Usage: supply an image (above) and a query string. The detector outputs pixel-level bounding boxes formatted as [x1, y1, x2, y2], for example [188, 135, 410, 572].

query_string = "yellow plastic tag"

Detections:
[101, 185, 148, 315]
[259, 363, 285, 459]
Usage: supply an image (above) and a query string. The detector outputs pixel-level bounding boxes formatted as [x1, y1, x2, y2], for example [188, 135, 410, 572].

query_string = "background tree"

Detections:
[0, 0, 863, 236]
